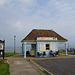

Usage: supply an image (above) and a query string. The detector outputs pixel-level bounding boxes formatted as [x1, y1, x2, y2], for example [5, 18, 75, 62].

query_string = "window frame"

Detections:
[46, 44, 50, 50]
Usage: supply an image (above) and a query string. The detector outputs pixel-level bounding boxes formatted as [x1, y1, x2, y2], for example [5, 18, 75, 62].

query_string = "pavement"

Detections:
[3, 54, 75, 75]
[6, 55, 46, 75]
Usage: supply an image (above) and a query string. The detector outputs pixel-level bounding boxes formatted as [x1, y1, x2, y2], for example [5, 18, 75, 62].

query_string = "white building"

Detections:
[21, 29, 68, 58]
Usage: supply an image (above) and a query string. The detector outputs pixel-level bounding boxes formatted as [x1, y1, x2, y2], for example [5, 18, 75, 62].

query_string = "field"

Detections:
[34, 58, 75, 75]
[59, 50, 75, 55]
[4, 52, 21, 57]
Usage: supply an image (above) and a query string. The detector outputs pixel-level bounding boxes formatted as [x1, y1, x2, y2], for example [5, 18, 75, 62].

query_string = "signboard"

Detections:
[0, 40, 5, 59]
[50, 43, 55, 51]
[37, 37, 57, 40]
[40, 43, 45, 51]
[0, 43, 3, 50]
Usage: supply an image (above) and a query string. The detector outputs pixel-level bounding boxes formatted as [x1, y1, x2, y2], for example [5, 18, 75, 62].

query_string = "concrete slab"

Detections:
[7, 58, 45, 75]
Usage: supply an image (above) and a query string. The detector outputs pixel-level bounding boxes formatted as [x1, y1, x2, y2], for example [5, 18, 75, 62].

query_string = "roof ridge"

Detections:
[33, 29, 53, 31]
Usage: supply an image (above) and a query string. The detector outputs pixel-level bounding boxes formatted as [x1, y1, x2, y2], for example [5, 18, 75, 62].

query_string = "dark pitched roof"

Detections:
[21, 29, 68, 42]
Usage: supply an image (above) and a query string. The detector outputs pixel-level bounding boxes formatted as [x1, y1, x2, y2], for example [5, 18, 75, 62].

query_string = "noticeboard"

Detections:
[0, 40, 5, 59]
[0, 43, 3, 50]
[40, 43, 45, 51]
[50, 42, 55, 51]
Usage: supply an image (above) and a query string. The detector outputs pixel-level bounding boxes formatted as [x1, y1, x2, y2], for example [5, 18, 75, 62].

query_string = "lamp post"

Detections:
[14, 36, 16, 53]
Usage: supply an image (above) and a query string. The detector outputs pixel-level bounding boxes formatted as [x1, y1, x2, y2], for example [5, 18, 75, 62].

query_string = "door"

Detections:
[30, 44, 36, 56]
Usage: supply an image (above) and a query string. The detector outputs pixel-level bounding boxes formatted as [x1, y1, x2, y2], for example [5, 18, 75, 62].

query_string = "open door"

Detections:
[30, 44, 36, 56]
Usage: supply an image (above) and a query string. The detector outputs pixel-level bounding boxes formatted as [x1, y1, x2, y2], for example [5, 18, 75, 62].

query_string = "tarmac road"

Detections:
[34, 58, 75, 75]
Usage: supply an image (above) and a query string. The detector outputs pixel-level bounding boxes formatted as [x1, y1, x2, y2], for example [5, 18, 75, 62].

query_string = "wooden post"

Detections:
[22, 44, 23, 56]
[74, 49, 75, 54]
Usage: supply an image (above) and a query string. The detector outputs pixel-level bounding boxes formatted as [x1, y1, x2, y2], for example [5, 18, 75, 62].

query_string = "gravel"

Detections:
[33, 58, 75, 75]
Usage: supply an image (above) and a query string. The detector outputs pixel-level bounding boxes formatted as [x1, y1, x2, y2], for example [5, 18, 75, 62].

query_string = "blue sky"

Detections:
[0, 0, 75, 48]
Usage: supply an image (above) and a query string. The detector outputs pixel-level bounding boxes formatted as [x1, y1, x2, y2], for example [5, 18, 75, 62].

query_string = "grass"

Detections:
[0, 59, 10, 75]
[0, 52, 21, 75]
[59, 51, 75, 55]
[4, 52, 21, 57]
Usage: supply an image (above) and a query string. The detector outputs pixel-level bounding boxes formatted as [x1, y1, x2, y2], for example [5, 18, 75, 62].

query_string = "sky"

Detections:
[0, 0, 75, 49]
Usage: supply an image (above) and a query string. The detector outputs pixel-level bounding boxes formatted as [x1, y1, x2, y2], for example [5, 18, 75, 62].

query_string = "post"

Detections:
[22, 44, 23, 56]
[24, 44, 26, 58]
[74, 49, 75, 54]
[36, 42, 39, 57]
[3, 40, 5, 59]
[14, 36, 16, 53]
[65, 43, 68, 56]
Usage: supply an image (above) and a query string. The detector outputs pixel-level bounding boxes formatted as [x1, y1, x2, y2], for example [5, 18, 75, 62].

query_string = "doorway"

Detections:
[30, 44, 36, 56]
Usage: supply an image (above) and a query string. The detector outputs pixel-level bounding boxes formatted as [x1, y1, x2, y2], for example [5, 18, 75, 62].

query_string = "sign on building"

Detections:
[37, 37, 57, 40]
[0, 40, 5, 59]
[50, 42, 56, 51]
[40, 43, 45, 51]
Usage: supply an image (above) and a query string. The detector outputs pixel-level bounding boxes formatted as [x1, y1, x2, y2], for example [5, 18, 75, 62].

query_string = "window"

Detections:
[46, 44, 50, 50]
[31, 44, 36, 50]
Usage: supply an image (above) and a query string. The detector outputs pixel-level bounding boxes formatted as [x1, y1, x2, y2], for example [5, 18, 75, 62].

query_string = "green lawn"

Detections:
[59, 51, 75, 55]
[4, 52, 21, 57]
[0, 59, 10, 75]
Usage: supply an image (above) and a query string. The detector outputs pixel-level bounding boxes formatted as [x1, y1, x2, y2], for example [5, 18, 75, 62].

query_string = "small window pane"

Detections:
[32, 44, 34, 50]
[46, 44, 49, 47]
[46, 44, 50, 50]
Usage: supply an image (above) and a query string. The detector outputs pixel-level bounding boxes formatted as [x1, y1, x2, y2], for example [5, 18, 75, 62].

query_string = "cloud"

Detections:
[11, 21, 25, 31]
[18, 0, 34, 4]
[48, 0, 75, 17]
[0, 0, 9, 6]
[0, 0, 75, 48]
[17, 0, 37, 6]
[32, 0, 75, 20]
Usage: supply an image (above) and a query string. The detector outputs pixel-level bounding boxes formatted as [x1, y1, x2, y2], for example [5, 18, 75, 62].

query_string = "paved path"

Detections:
[7, 55, 45, 75]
